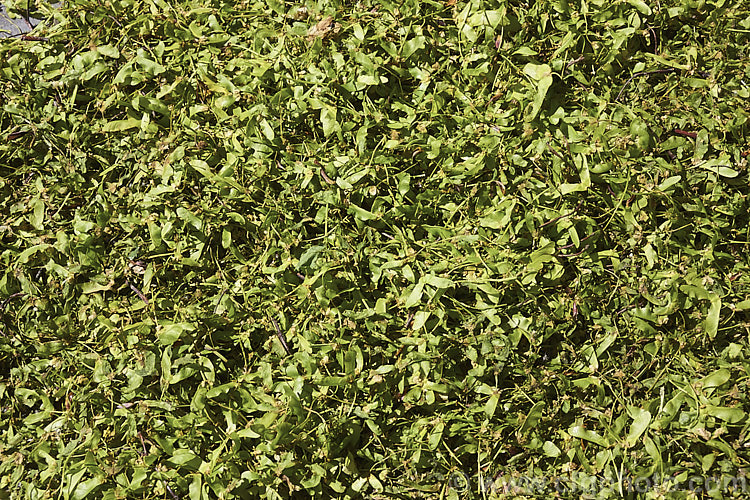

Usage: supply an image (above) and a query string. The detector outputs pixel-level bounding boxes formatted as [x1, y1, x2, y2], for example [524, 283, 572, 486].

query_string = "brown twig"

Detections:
[673, 129, 697, 139]
[557, 244, 590, 258]
[649, 27, 659, 53]
[165, 483, 179, 500]
[404, 312, 414, 329]
[138, 432, 148, 456]
[557, 231, 598, 250]
[319, 168, 335, 185]
[541, 201, 582, 228]
[566, 55, 585, 68]
[213, 287, 228, 314]
[125, 278, 149, 305]
[616, 68, 677, 101]
[0, 292, 26, 311]
[546, 142, 566, 161]
[7, 129, 30, 141]
[23, 1, 32, 30]
[617, 304, 637, 315]
[20, 35, 49, 41]
[271, 317, 292, 355]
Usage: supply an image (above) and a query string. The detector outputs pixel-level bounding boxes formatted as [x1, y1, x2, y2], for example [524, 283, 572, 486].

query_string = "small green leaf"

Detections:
[523, 64, 553, 120]
[624, 408, 652, 447]
[30, 199, 45, 230]
[705, 296, 721, 339]
[423, 274, 454, 289]
[479, 200, 516, 228]
[368, 474, 384, 491]
[72, 476, 102, 500]
[643, 436, 663, 468]
[524, 63, 553, 81]
[298, 245, 325, 270]
[352, 477, 368, 492]
[520, 401, 545, 433]
[404, 282, 424, 309]
[411, 310, 430, 330]
[427, 421, 444, 450]
[657, 175, 682, 191]
[402, 36, 426, 59]
[703, 405, 745, 423]
[95, 44, 120, 58]
[627, 0, 652, 15]
[697, 157, 738, 177]
[701, 368, 731, 389]
[349, 203, 377, 221]
[221, 228, 232, 249]
[169, 449, 200, 467]
[16, 243, 51, 264]
[102, 117, 141, 132]
[569, 425, 609, 447]
[158, 323, 192, 346]
[543, 441, 561, 457]
[484, 393, 499, 418]
[513, 46, 538, 56]
[233, 427, 261, 439]
[321, 107, 339, 137]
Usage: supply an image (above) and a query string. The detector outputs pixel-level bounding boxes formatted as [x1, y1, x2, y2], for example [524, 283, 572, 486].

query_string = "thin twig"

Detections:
[541, 201, 582, 228]
[557, 244, 590, 258]
[213, 287, 227, 314]
[617, 304, 637, 315]
[138, 432, 148, 456]
[546, 142, 566, 161]
[24, 1, 32, 30]
[271, 317, 292, 355]
[673, 129, 697, 139]
[319, 168, 335, 185]
[165, 482, 179, 500]
[566, 55, 585, 68]
[557, 231, 599, 250]
[126, 278, 149, 305]
[20, 35, 49, 42]
[0, 292, 26, 311]
[616, 68, 676, 102]
[561, 55, 585, 80]
[404, 312, 414, 329]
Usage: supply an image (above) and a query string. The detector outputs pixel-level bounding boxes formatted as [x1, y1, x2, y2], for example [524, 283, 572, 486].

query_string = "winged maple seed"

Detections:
[306, 16, 339, 41]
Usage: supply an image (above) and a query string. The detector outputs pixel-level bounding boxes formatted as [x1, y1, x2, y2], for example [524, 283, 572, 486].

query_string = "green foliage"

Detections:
[1, 0, 750, 498]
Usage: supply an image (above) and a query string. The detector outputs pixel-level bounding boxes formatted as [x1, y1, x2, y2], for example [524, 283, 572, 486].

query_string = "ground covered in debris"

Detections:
[1, 1, 750, 498]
